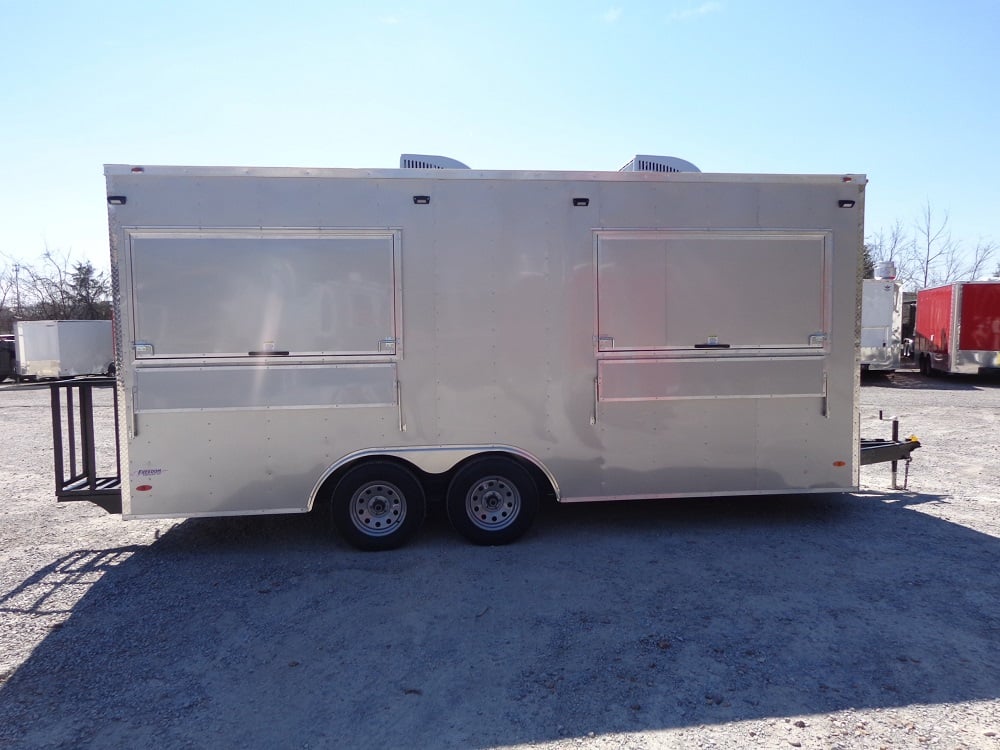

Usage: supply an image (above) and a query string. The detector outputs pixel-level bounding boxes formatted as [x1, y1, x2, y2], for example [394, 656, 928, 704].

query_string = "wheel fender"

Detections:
[308, 444, 560, 510]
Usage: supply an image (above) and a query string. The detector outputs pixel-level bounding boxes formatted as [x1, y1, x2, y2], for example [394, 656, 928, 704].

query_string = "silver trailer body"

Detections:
[860, 278, 902, 372]
[15, 320, 114, 379]
[105, 164, 865, 534]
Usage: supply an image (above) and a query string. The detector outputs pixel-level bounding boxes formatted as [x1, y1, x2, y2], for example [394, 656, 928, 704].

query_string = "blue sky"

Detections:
[1, 1, 997, 270]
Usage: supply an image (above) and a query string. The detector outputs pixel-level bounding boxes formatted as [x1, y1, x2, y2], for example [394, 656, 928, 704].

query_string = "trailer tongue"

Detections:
[859, 410, 921, 490]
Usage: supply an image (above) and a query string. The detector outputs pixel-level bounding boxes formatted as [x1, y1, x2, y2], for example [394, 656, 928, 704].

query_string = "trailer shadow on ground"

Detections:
[2, 493, 998, 748]
[862, 369, 1000, 390]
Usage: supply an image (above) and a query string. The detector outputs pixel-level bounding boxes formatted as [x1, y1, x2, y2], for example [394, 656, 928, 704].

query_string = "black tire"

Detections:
[922, 355, 943, 378]
[445, 456, 539, 546]
[330, 461, 426, 551]
[919, 354, 930, 376]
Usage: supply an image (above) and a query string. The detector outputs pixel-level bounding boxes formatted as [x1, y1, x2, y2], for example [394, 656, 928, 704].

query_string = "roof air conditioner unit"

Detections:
[874, 261, 897, 280]
[399, 154, 470, 169]
[619, 155, 701, 173]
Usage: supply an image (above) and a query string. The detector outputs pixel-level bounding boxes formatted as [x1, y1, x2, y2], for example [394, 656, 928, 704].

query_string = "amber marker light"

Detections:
[832, 461, 847, 467]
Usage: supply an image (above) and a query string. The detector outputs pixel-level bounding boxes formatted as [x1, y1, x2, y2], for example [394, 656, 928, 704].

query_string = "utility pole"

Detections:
[13, 263, 20, 318]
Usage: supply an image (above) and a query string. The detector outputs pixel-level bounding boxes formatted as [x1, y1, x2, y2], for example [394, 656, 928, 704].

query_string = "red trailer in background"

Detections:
[914, 281, 1000, 375]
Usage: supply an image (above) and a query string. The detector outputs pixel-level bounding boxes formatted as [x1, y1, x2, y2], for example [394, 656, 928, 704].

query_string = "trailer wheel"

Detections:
[919, 354, 941, 377]
[446, 457, 539, 545]
[331, 462, 426, 551]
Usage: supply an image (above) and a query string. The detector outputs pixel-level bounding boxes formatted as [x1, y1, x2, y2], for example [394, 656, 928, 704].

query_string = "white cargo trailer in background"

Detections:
[860, 274, 903, 373]
[15, 320, 114, 379]
[83, 159, 869, 549]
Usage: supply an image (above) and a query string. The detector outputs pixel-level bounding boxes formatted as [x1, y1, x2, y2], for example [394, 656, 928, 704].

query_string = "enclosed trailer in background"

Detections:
[860, 266, 903, 373]
[15, 320, 114, 379]
[48, 156, 913, 551]
[914, 281, 1000, 376]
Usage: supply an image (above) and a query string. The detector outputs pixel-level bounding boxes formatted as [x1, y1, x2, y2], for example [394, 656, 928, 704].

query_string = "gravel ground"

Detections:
[1, 371, 999, 749]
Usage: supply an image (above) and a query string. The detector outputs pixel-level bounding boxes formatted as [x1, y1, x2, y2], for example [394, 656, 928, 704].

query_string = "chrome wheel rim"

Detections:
[465, 475, 520, 531]
[350, 481, 406, 537]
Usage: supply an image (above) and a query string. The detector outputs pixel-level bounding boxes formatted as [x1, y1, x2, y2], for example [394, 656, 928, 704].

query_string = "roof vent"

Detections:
[620, 155, 700, 173]
[874, 261, 897, 280]
[399, 154, 470, 169]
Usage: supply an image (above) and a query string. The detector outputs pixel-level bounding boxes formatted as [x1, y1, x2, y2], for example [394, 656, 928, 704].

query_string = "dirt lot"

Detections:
[1, 372, 999, 749]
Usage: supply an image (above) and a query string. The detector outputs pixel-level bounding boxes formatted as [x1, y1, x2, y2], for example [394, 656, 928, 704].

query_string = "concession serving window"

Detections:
[595, 230, 830, 353]
[127, 230, 399, 359]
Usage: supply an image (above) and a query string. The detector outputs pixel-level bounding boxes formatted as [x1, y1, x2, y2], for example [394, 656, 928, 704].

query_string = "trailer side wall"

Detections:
[915, 285, 954, 357]
[105, 167, 864, 518]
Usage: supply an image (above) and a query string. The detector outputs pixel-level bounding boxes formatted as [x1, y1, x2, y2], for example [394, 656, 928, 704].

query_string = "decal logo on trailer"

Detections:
[134, 468, 165, 492]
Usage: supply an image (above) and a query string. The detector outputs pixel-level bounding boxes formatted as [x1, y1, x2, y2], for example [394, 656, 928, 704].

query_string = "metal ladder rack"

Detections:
[49, 378, 122, 513]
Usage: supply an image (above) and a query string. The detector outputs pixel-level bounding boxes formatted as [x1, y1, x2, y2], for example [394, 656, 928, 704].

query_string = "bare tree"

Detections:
[855, 203, 996, 290]
[964, 238, 998, 281]
[932, 242, 969, 287]
[912, 201, 955, 288]
[0, 261, 14, 334]
[865, 220, 915, 284]
[911, 207, 997, 286]
[19, 250, 72, 319]
[867, 220, 910, 266]
[3, 249, 111, 322]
